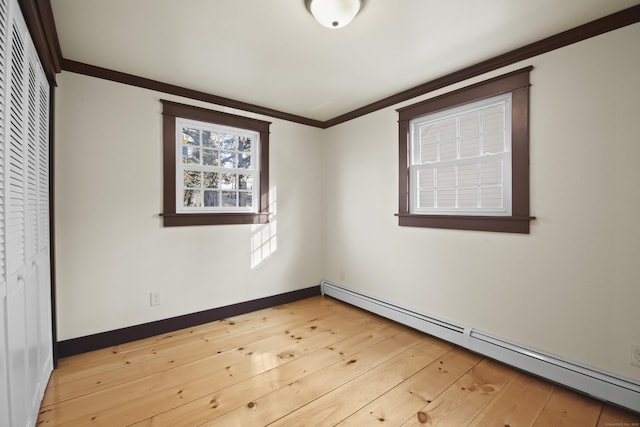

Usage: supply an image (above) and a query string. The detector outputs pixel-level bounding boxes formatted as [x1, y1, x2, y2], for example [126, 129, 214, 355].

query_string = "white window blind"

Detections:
[176, 118, 260, 213]
[410, 93, 512, 216]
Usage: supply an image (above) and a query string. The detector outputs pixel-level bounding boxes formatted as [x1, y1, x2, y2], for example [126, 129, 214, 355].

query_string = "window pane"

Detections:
[202, 149, 219, 166]
[482, 105, 505, 133]
[219, 151, 236, 168]
[459, 187, 478, 208]
[202, 130, 216, 148]
[459, 112, 480, 138]
[221, 173, 236, 190]
[182, 146, 200, 164]
[238, 153, 252, 169]
[481, 186, 503, 208]
[480, 160, 503, 185]
[438, 118, 456, 142]
[458, 164, 478, 187]
[436, 166, 455, 188]
[204, 190, 218, 207]
[460, 137, 480, 158]
[183, 189, 202, 207]
[239, 174, 253, 190]
[419, 123, 437, 163]
[184, 170, 201, 188]
[418, 169, 434, 189]
[439, 141, 457, 161]
[483, 131, 505, 154]
[239, 192, 253, 208]
[420, 143, 437, 164]
[419, 189, 435, 208]
[204, 172, 219, 188]
[221, 191, 237, 207]
[219, 134, 238, 150]
[182, 128, 200, 146]
[437, 188, 456, 208]
[238, 136, 252, 152]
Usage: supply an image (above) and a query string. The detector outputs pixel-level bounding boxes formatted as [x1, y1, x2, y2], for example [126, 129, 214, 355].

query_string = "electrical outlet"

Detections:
[631, 343, 640, 367]
[150, 292, 161, 306]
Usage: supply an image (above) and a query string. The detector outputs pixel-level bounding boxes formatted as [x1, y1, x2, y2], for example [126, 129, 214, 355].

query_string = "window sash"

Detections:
[175, 118, 260, 214]
[409, 94, 512, 216]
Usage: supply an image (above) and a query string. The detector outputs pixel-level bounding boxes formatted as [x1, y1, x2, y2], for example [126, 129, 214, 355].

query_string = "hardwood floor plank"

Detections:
[42, 304, 402, 425]
[132, 322, 405, 426]
[202, 330, 426, 426]
[400, 358, 516, 426]
[43, 309, 362, 405]
[52, 297, 346, 380]
[596, 404, 640, 426]
[37, 296, 633, 427]
[336, 346, 481, 426]
[468, 371, 555, 426]
[53, 297, 327, 369]
[269, 336, 453, 426]
[532, 387, 603, 427]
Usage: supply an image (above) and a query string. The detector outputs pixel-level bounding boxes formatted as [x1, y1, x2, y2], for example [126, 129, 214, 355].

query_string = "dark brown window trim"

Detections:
[161, 100, 270, 226]
[397, 67, 534, 234]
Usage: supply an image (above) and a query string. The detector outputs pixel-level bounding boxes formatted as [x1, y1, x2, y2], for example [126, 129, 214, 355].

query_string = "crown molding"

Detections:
[58, 4, 640, 129]
[18, 0, 62, 84]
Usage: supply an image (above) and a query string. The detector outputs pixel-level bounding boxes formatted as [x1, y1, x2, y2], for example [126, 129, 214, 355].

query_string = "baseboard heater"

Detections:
[320, 280, 640, 413]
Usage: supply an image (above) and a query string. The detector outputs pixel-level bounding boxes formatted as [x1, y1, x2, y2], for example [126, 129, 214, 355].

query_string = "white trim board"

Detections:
[320, 280, 640, 413]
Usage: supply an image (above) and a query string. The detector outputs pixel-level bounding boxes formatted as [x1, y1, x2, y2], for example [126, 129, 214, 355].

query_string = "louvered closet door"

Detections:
[36, 73, 51, 386]
[0, 3, 11, 426]
[6, 12, 30, 427]
[3, 0, 53, 424]
[0, 0, 10, 426]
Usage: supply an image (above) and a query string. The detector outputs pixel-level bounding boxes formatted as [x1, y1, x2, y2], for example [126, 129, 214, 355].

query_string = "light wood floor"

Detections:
[38, 296, 640, 426]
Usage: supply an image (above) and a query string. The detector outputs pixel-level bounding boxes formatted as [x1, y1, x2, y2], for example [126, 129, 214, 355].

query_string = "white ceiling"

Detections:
[51, 0, 638, 122]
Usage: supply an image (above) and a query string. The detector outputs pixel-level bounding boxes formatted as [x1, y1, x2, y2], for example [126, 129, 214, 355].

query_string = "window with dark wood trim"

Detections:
[161, 100, 270, 226]
[396, 67, 534, 233]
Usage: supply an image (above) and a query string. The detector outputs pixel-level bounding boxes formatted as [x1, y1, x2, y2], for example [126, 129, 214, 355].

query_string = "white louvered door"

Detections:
[1, 0, 53, 425]
[5, 10, 29, 427]
[0, 0, 10, 423]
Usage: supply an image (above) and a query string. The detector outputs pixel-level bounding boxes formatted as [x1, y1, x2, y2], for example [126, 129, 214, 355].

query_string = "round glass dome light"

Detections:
[305, 0, 364, 29]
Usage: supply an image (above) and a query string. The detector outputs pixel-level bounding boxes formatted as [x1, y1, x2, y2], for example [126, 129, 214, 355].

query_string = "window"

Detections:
[410, 93, 512, 216]
[397, 67, 533, 233]
[161, 100, 270, 226]
[177, 118, 259, 213]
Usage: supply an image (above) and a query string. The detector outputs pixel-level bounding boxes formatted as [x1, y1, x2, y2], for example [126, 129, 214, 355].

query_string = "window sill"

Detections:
[161, 212, 270, 227]
[395, 213, 535, 233]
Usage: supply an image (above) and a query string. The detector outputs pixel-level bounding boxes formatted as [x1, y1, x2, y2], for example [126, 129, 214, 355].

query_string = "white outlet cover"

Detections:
[150, 292, 161, 306]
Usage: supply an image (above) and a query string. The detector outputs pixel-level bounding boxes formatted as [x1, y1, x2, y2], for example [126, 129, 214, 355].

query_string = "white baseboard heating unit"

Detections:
[320, 280, 640, 413]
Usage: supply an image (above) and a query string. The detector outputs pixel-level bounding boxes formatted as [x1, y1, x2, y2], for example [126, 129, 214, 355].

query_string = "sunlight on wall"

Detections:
[251, 188, 277, 269]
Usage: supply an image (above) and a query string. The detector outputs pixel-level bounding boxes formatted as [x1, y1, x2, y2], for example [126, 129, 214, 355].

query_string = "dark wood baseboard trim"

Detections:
[57, 285, 321, 358]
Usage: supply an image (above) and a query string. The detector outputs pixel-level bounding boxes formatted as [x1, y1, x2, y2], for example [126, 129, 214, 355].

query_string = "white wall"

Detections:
[55, 23, 640, 383]
[54, 73, 326, 340]
[323, 23, 640, 381]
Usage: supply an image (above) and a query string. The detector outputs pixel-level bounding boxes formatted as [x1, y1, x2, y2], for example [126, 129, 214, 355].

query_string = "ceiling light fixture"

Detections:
[305, 0, 365, 29]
